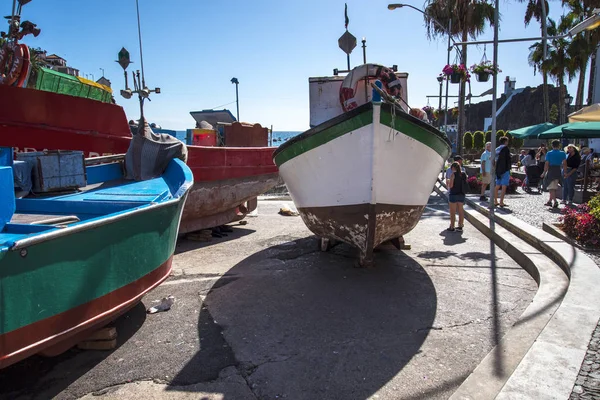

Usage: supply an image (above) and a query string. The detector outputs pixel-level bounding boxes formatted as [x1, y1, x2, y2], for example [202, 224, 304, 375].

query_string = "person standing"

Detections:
[536, 143, 548, 167]
[447, 162, 466, 232]
[562, 144, 581, 205]
[445, 155, 465, 188]
[479, 142, 492, 201]
[542, 140, 566, 208]
[493, 136, 511, 207]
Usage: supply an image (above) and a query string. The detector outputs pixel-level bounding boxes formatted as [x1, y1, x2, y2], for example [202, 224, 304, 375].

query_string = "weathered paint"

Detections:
[275, 102, 451, 266]
[0, 197, 186, 368]
[0, 84, 279, 231]
[179, 173, 280, 234]
[298, 203, 424, 266]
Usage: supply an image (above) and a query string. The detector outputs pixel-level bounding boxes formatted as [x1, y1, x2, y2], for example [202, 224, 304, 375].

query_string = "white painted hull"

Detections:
[273, 102, 451, 265]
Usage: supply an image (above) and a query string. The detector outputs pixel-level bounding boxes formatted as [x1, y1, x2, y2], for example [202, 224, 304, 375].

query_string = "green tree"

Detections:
[513, 136, 524, 149]
[504, 131, 513, 147]
[521, 0, 551, 121]
[496, 129, 505, 145]
[424, 0, 496, 156]
[549, 103, 559, 122]
[561, 0, 600, 106]
[485, 130, 492, 143]
[535, 17, 576, 123]
[463, 131, 473, 150]
[473, 130, 485, 150]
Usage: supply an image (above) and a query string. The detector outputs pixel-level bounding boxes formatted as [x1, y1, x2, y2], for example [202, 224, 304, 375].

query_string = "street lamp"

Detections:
[564, 94, 574, 124]
[437, 75, 444, 129]
[388, 3, 459, 140]
[231, 77, 239, 122]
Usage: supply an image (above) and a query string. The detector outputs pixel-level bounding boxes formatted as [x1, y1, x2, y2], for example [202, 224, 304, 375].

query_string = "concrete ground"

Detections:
[0, 196, 537, 400]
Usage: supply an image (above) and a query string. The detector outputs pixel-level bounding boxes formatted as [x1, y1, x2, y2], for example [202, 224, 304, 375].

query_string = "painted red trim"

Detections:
[0, 256, 174, 369]
[0, 85, 132, 137]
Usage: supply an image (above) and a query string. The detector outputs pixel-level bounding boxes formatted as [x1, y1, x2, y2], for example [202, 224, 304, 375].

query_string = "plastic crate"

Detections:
[16, 150, 86, 193]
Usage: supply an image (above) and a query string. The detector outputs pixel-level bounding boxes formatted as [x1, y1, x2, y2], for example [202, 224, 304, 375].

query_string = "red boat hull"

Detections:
[0, 85, 279, 231]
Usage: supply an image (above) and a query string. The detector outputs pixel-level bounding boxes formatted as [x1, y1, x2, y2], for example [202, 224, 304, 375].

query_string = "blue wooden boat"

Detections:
[0, 149, 193, 368]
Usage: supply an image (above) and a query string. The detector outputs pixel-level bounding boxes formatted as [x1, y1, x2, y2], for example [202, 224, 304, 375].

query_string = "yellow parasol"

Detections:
[568, 103, 600, 122]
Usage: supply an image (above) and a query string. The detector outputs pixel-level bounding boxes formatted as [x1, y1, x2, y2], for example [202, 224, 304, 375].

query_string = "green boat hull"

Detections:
[0, 196, 186, 368]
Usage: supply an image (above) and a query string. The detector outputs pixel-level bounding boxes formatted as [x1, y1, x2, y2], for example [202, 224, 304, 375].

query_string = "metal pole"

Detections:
[438, 80, 443, 129]
[9, 0, 17, 36]
[100, 68, 105, 77]
[362, 37, 368, 102]
[443, 20, 451, 150]
[135, 0, 146, 89]
[540, 0, 548, 59]
[235, 83, 239, 121]
[490, 0, 499, 216]
[453, 34, 568, 46]
[347, 54, 351, 71]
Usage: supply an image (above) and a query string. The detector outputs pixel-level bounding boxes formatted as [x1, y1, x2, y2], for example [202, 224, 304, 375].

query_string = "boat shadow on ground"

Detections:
[0, 302, 147, 400]
[175, 225, 256, 255]
[168, 236, 438, 399]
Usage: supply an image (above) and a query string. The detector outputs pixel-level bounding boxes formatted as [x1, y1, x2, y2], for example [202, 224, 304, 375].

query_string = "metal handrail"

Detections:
[85, 154, 126, 166]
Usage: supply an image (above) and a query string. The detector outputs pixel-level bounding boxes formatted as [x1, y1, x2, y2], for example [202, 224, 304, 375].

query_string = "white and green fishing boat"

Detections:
[273, 64, 451, 266]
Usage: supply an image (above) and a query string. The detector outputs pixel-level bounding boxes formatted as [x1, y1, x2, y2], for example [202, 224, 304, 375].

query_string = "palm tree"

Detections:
[520, 0, 551, 121]
[532, 17, 576, 123]
[528, 39, 551, 122]
[561, 0, 600, 106]
[424, 0, 496, 155]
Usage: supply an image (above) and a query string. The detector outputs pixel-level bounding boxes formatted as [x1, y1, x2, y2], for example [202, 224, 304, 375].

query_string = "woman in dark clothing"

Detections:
[447, 162, 466, 232]
[563, 144, 581, 205]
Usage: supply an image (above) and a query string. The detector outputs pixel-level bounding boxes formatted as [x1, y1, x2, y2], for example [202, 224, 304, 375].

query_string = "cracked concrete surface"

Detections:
[0, 198, 537, 400]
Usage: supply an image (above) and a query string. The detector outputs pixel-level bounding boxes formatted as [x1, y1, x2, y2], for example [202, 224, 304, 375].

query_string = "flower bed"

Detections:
[560, 194, 600, 248]
[467, 175, 522, 194]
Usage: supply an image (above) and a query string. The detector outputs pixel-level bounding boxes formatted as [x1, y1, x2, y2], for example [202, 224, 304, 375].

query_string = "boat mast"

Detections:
[117, 0, 160, 129]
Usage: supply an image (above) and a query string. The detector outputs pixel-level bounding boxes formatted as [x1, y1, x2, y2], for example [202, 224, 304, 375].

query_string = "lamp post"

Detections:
[437, 75, 444, 129]
[564, 94, 573, 124]
[231, 77, 239, 121]
[388, 4, 459, 145]
[100, 67, 105, 77]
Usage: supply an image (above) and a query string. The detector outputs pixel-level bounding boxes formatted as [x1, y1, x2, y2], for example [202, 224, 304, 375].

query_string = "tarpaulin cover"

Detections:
[35, 67, 112, 103]
[125, 117, 188, 181]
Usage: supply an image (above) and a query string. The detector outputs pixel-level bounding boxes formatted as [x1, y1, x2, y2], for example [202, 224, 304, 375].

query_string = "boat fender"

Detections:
[13, 44, 30, 88]
[339, 64, 402, 112]
[0, 41, 24, 86]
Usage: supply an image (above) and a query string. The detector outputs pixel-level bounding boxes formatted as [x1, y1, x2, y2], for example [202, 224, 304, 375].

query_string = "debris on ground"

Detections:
[239, 220, 248, 225]
[147, 295, 175, 314]
[279, 206, 299, 216]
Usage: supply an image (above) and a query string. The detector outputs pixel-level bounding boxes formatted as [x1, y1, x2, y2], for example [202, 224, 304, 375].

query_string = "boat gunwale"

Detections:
[7, 193, 188, 251]
[272, 102, 373, 162]
[273, 101, 451, 166]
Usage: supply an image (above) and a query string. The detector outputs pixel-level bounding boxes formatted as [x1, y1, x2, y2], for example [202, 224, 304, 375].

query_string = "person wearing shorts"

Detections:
[542, 140, 566, 208]
[480, 142, 492, 201]
[447, 162, 466, 232]
[493, 136, 511, 208]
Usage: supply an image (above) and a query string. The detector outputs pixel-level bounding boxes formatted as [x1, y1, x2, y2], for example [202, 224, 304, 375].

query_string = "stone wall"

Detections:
[464, 84, 562, 132]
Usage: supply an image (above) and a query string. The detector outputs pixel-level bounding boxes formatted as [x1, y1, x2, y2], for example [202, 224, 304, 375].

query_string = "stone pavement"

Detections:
[467, 187, 600, 400]
[0, 199, 537, 400]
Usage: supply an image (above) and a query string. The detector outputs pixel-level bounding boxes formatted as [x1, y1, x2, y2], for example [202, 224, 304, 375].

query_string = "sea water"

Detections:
[173, 131, 302, 147]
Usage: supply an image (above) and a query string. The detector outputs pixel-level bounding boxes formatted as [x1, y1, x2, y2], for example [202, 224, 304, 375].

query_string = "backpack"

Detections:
[452, 171, 467, 195]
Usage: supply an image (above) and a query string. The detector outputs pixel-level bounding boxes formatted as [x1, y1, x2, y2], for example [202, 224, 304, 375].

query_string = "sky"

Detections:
[9, 0, 586, 131]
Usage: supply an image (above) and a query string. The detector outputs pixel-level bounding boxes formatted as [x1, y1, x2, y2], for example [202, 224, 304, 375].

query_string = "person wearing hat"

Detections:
[562, 144, 581, 205]
[445, 155, 465, 188]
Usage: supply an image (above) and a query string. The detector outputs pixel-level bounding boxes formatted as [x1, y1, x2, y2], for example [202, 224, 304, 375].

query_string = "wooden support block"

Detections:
[84, 327, 117, 341]
[77, 338, 117, 351]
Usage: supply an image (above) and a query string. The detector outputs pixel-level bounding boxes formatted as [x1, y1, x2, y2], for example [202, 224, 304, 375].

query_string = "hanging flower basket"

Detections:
[450, 72, 462, 84]
[442, 64, 470, 84]
[470, 61, 501, 82]
[476, 72, 490, 82]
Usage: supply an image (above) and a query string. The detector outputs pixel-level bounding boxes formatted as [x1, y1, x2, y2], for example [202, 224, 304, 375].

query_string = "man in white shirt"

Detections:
[479, 142, 492, 201]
